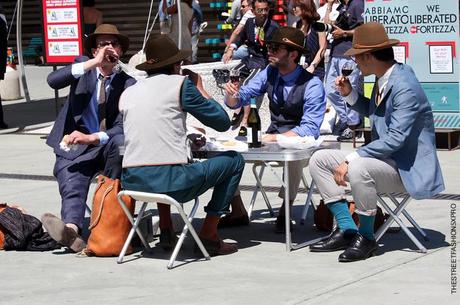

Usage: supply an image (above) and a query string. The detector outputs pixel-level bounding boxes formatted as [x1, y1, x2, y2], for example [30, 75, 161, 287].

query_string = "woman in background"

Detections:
[293, 0, 326, 80]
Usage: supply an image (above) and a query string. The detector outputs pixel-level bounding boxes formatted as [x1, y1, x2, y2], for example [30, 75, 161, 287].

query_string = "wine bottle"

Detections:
[247, 98, 262, 148]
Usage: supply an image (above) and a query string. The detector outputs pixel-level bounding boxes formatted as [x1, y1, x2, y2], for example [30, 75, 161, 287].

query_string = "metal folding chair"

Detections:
[375, 193, 428, 253]
[116, 190, 211, 269]
[248, 161, 315, 220]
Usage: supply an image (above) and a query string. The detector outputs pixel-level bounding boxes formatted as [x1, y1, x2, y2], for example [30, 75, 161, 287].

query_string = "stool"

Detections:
[117, 190, 211, 269]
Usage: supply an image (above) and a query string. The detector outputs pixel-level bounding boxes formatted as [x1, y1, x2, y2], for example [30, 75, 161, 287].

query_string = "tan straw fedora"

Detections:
[84, 24, 130, 53]
[344, 22, 400, 56]
[135, 34, 191, 72]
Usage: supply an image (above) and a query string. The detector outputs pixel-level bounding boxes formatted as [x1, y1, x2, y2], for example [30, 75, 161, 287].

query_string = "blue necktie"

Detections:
[275, 77, 285, 107]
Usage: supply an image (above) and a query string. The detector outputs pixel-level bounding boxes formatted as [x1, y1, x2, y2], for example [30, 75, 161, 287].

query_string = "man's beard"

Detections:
[255, 16, 266, 27]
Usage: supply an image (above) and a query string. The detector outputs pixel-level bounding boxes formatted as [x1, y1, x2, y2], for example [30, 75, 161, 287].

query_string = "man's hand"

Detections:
[331, 25, 345, 39]
[335, 75, 352, 97]
[262, 133, 277, 143]
[64, 130, 100, 145]
[333, 161, 349, 187]
[224, 80, 240, 107]
[222, 48, 234, 64]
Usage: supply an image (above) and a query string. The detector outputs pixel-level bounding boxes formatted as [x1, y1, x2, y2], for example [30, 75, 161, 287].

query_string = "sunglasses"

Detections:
[241, 4, 247, 8]
[255, 7, 269, 14]
[267, 43, 288, 53]
[97, 40, 121, 48]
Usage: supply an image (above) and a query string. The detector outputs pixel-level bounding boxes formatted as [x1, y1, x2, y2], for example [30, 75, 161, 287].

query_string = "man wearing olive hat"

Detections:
[225, 26, 326, 233]
[120, 34, 245, 256]
[42, 24, 135, 253]
[309, 22, 444, 262]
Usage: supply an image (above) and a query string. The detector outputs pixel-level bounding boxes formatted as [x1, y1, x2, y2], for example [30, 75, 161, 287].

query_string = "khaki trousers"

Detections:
[309, 149, 406, 216]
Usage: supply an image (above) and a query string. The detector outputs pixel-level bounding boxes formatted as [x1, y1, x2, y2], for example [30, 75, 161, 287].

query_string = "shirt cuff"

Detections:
[343, 88, 358, 106]
[96, 132, 109, 146]
[345, 151, 361, 163]
[71, 62, 85, 78]
[230, 43, 238, 50]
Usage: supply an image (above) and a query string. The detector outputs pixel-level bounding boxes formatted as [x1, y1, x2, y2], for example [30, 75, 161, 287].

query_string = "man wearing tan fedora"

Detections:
[309, 22, 444, 262]
[120, 34, 245, 256]
[42, 24, 135, 253]
[225, 27, 326, 233]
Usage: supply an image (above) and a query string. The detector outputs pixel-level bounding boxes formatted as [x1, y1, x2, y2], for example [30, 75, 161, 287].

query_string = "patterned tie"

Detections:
[98, 74, 109, 131]
[256, 26, 265, 46]
[275, 77, 285, 108]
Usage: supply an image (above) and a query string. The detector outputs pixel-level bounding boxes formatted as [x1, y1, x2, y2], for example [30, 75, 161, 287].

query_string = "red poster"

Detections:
[41, 0, 83, 64]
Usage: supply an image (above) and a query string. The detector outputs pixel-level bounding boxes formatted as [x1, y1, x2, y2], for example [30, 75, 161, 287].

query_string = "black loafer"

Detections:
[310, 228, 357, 252]
[274, 215, 295, 234]
[238, 126, 247, 137]
[231, 111, 244, 127]
[338, 234, 378, 262]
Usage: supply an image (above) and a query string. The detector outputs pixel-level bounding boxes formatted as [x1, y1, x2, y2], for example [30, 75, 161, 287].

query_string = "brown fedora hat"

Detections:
[344, 22, 400, 56]
[84, 24, 130, 53]
[135, 34, 191, 72]
[266, 27, 309, 53]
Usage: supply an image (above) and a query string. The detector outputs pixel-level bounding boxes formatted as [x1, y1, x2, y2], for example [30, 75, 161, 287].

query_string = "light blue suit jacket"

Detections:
[351, 63, 444, 199]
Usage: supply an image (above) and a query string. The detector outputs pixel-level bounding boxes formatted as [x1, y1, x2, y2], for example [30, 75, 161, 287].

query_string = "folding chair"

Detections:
[375, 193, 428, 253]
[116, 190, 211, 269]
[248, 161, 315, 220]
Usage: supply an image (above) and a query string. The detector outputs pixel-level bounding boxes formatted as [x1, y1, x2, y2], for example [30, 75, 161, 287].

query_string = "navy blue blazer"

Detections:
[351, 63, 444, 199]
[46, 56, 136, 160]
[234, 17, 279, 70]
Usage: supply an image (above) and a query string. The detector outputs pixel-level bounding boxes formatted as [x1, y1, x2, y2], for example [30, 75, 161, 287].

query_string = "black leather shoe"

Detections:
[274, 215, 295, 234]
[310, 228, 357, 252]
[231, 111, 244, 127]
[156, 229, 178, 251]
[338, 234, 378, 262]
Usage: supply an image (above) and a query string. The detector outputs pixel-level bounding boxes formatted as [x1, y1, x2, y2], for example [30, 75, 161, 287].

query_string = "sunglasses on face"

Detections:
[97, 40, 121, 48]
[267, 44, 287, 53]
[255, 7, 269, 14]
[241, 4, 247, 8]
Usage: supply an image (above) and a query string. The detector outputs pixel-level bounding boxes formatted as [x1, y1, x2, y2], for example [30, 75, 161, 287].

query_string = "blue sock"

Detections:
[358, 214, 376, 240]
[327, 200, 358, 233]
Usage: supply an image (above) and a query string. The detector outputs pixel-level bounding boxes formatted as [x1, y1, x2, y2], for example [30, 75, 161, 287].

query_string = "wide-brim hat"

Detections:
[84, 24, 130, 53]
[265, 27, 309, 54]
[344, 22, 400, 56]
[135, 34, 192, 72]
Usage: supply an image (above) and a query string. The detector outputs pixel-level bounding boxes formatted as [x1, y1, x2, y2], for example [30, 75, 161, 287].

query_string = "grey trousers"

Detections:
[309, 149, 406, 216]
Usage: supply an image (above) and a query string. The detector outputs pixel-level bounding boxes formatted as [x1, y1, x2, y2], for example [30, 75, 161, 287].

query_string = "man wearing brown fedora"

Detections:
[309, 22, 444, 262]
[42, 24, 135, 252]
[120, 34, 245, 256]
[225, 27, 326, 233]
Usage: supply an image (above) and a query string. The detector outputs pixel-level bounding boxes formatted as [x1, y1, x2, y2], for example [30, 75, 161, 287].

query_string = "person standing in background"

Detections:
[0, 4, 8, 129]
[163, 0, 194, 56]
[293, 0, 327, 81]
[82, 0, 103, 37]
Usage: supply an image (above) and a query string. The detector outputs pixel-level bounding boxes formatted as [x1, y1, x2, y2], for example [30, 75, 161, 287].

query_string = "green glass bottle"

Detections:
[247, 98, 262, 148]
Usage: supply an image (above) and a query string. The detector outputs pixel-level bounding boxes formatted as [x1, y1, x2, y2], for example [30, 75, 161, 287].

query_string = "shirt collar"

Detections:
[96, 67, 116, 82]
[279, 65, 303, 84]
[377, 63, 396, 94]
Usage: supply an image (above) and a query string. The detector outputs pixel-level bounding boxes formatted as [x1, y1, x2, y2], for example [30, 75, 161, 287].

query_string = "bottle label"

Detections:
[247, 128, 253, 143]
[257, 130, 262, 142]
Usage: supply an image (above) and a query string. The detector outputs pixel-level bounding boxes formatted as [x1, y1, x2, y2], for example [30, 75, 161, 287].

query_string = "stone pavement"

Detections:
[0, 66, 458, 305]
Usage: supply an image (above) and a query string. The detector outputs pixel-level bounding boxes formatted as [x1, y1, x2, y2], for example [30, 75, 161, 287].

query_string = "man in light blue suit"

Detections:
[308, 22, 445, 262]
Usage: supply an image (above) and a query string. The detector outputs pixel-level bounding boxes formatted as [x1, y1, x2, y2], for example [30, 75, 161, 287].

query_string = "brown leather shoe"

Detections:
[41, 213, 86, 253]
[196, 237, 238, 256]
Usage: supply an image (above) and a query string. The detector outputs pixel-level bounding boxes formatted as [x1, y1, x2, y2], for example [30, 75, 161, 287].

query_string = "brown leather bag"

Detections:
[314, 200, 386, 232]
[0, 203, 7, 250]
[86, 175, 135, 256]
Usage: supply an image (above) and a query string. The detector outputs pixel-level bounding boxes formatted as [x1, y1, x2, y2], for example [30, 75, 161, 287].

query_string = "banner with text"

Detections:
[42, 0, 83, 64]
[364, 0, 459, 115]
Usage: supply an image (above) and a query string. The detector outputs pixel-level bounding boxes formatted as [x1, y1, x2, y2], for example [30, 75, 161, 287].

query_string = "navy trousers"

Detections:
[122, 151, 245, 216]
[53, 134, 124, 229]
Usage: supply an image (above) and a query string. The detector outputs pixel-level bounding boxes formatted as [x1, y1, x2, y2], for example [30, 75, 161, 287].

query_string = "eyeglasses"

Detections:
[241, 4, 247, 8]
[255, 7, 269, 14]
[267, 43, 287, 53]
[97, 40, 121, 48]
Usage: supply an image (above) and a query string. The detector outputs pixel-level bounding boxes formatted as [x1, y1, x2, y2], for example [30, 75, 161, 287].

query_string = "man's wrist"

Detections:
[225, 46, 234, 53]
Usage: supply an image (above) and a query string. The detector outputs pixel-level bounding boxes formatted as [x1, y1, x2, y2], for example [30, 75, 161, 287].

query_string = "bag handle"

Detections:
[88, 178, 114, 230]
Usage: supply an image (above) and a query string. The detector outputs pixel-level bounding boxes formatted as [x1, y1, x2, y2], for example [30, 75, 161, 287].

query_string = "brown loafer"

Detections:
[195, 237, 238, 256]
[218, 214, 250, 228]
[41, 213, 86, 253]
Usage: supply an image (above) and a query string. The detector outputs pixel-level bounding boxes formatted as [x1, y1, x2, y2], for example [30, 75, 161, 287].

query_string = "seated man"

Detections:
[120, 34, 245, 256]
[309, 22, 445, 262]
[222, 0, 279, 137]
[41, 24, 136, 252]
[225, 27, 326, 232]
